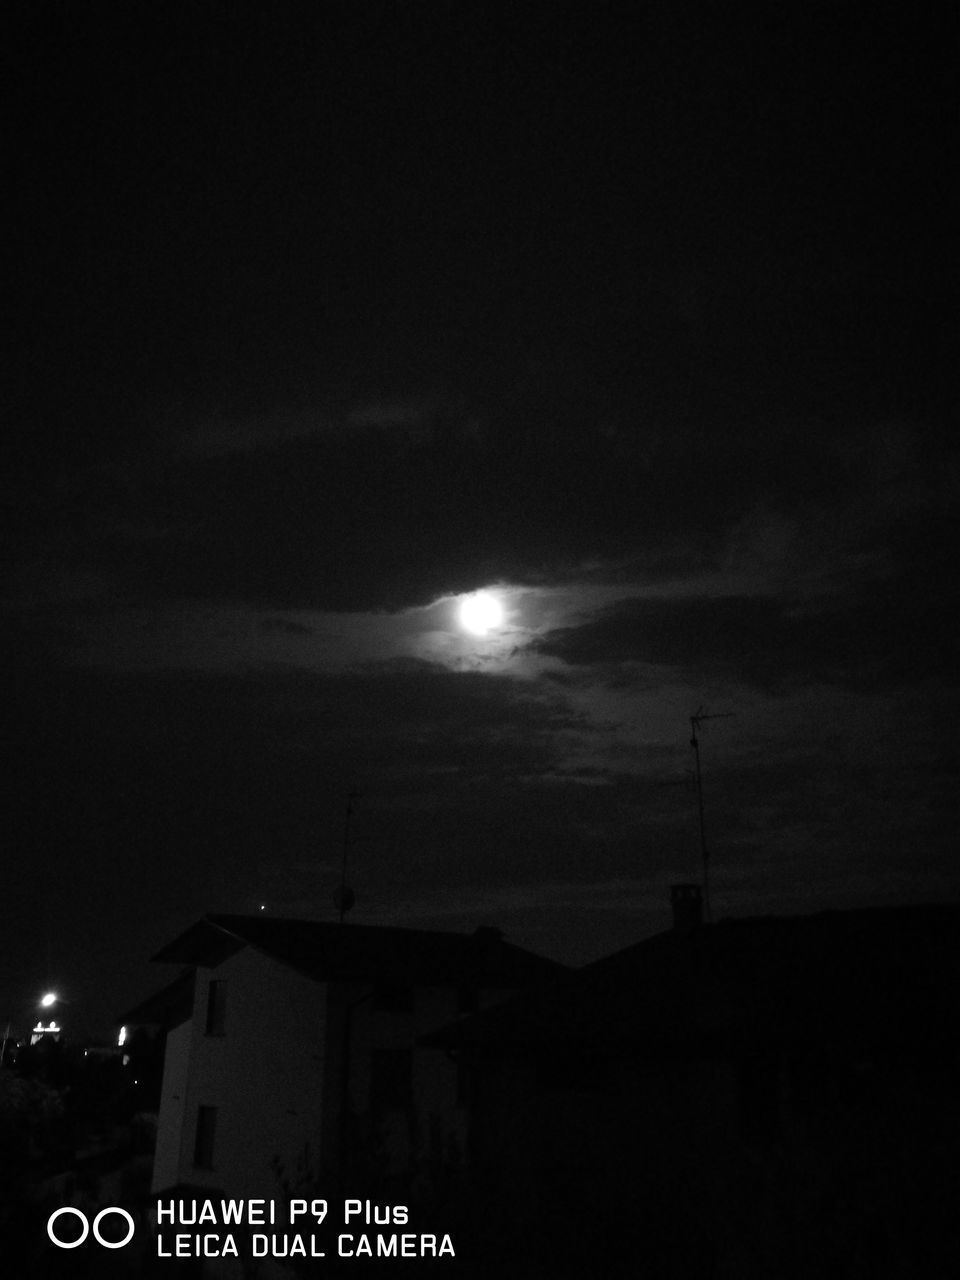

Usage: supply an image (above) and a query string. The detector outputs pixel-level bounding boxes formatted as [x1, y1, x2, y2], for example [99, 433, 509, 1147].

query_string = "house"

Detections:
[424, 888, 960, 1278]
[126, 914, 563, 1208]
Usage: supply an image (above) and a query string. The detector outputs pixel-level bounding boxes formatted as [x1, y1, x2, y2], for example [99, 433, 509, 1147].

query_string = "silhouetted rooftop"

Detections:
[119, 969, 195, 1028]
[151, 913, 565, 989]
[423, 902, 960, 1057]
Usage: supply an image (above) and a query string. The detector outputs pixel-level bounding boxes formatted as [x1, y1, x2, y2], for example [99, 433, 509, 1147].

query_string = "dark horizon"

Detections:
[2, 2, 957, 1043]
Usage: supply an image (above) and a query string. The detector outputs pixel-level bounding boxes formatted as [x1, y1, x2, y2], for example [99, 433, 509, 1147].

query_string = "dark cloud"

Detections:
[3, 660, 584, 886]
[12, 399, 956, 619]
[4, 1, 954, 613]
[533, 576, 957, 694]
[259, 616, 318, 638]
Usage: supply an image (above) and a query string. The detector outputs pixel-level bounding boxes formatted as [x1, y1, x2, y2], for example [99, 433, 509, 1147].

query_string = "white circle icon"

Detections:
[93, 1207, 136, 1248]
[46, 1206, 135, 1249]
[47, 1207, 89, 1249]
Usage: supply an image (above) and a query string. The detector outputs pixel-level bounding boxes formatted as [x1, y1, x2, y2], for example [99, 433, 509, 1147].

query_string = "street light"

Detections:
[2, 992, 63, 1065]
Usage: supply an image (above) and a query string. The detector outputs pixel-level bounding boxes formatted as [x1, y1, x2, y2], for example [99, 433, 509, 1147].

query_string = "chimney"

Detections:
[670, 883, 703, 934]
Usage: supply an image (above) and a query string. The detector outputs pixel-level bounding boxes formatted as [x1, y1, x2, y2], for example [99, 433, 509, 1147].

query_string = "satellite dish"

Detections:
[333, 885, 356, 915]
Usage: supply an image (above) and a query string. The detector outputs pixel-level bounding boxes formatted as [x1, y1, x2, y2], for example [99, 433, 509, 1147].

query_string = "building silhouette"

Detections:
[126, 914, 562, 1207]
[424, 892, 960, 1276]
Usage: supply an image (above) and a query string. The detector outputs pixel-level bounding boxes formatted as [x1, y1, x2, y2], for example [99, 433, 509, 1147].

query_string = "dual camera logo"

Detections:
[47, 1207, 136, 1250]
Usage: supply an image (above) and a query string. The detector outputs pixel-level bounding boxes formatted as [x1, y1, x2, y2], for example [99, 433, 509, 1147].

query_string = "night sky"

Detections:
[2, 2, 956, 1041]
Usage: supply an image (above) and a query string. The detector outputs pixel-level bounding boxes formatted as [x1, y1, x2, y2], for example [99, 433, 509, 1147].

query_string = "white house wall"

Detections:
[151, 1017, 192, 1193]
[177, 949, 327, 1199]
[153, 946, 530, 1205]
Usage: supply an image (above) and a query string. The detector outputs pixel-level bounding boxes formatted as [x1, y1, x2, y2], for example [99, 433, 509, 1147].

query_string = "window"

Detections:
[193, 1105, 217, 1168]
[205, 980, 227, 1035]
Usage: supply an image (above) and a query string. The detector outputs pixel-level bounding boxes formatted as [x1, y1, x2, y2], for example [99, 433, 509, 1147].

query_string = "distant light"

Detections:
[118, 1025, 127, 1048]
[259, 904, 266, 912]
[459, 591, 504, 636]
[41, 992, 57, 1008]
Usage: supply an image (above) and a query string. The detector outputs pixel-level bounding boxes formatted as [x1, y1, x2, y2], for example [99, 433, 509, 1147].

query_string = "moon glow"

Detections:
[458, 591, 504, 636]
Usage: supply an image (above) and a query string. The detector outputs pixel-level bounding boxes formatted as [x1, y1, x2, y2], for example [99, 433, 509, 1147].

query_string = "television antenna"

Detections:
[689, 708, 733, 921]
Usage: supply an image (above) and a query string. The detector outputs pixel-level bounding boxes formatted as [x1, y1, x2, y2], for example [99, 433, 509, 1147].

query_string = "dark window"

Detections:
[205, 980, 226, 1035]
[370, 1048, 413, 1110]
[193, 1105, 217, 1168]
[373, 983, 413, 1012]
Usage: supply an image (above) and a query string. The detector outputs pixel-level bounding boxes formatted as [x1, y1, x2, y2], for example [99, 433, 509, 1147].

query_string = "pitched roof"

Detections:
[151, 913, 564, 989]
[119, 969, 195, 1029]
[423, 903, 960, 1058]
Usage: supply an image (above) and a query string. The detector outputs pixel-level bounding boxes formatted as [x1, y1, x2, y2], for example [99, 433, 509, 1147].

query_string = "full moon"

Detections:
[459, 591, 504, 636]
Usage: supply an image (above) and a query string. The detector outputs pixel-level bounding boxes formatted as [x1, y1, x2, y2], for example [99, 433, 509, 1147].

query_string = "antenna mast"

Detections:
[335, 787, 359, 923]
[689, 708, 732, 922]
